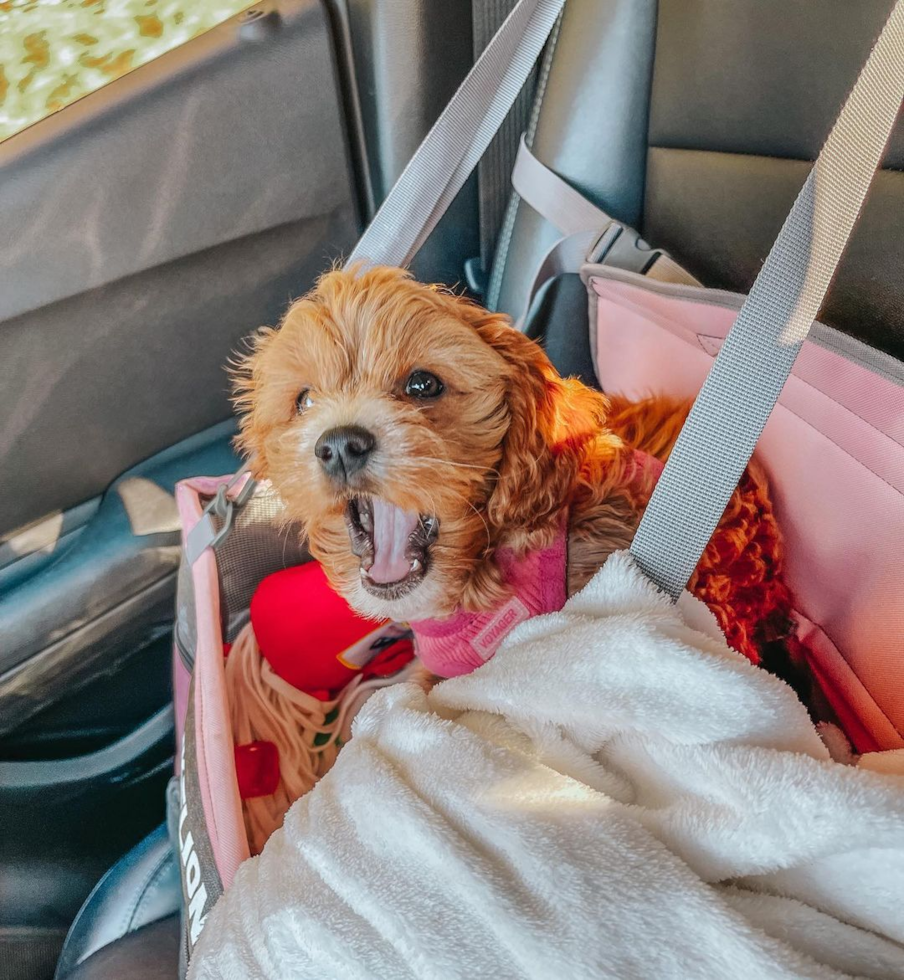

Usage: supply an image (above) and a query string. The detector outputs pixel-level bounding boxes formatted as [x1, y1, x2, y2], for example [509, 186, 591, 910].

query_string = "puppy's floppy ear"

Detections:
[472, 316, 610, 536]
[230, 326, 279, 479]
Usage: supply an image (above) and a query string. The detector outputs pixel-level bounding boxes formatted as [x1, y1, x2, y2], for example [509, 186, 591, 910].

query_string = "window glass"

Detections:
[0, 0, 253, 142]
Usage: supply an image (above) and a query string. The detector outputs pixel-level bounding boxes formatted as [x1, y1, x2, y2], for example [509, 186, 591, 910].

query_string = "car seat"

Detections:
[53, 1, 904, 976]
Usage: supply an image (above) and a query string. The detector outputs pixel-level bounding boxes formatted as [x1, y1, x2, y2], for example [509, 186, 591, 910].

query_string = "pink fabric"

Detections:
[412, 522, 568, 678]
[591, 273, 904, 752]
[176, 476, 253, 887]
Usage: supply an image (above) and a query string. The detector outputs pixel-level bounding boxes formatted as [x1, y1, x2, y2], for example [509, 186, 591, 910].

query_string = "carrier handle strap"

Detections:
[346, 0, 566, 270]
[630, 0, 904, 600]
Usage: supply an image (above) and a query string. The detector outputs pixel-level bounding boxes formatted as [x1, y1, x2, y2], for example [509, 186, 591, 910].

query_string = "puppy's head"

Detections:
[234, 266, 610, 621]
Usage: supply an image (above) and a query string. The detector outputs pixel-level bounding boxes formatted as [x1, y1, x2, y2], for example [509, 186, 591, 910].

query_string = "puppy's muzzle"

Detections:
[315, 425, 376, 483]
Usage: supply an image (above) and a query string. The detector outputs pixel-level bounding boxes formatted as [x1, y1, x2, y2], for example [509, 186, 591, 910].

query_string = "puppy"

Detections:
[234, 265, 803, 678]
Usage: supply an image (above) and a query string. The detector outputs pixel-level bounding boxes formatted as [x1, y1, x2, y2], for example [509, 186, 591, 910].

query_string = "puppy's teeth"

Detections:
[410, 558, 422, 573]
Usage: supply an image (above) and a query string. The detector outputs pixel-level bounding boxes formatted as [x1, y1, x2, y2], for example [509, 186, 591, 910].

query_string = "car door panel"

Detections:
[0, 0, 360, 537]
[0, 420, 238, 740]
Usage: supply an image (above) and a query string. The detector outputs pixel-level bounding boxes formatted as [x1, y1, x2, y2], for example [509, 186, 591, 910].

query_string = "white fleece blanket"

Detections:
[190, 553, 904, 980]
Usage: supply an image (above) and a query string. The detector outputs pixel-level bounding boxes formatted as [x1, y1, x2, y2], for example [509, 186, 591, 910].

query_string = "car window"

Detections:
[0, 0, 253, 142]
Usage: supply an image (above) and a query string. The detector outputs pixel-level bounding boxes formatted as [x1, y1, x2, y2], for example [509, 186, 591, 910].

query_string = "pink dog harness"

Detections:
[411, 449, 665, 677]
[410, 527, 568, 678]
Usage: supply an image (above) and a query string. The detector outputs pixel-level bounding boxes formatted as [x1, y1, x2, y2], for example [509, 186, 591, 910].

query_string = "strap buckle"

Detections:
[184, 469, 257, 565]
[588, 222, 664, 276]
[206, 474, 256, 551]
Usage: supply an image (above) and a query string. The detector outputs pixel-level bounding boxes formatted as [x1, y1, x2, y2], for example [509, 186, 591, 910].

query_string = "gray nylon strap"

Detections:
[511, 138, 610, 325]
[347, 0, 565, 270]
[512, 136, 612, 330]
[512, 135, 612, 235]
[630, 0, 904, 600]
[474, 0, 537, 273]
[514, 230, 598, 329]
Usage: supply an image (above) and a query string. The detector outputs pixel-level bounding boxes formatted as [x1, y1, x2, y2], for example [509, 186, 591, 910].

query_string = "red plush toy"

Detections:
[225, 561, 416, 852]
[249, 562, 413, 697]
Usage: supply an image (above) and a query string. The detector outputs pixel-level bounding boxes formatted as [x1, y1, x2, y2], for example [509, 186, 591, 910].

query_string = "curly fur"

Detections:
[234, 265, 801, 672]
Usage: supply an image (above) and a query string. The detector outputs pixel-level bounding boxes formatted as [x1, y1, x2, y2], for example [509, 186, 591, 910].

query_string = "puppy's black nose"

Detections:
[314, 426, 376, 481]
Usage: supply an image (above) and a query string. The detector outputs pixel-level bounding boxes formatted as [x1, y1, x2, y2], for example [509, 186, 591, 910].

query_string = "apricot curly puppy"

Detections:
[235, 266, 804, 681]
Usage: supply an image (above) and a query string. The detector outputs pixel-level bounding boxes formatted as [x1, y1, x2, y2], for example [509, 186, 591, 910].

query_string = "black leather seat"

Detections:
[54, 825, 179, 979]
[55, 2, 904, 977]
[61, 917, 180, 980]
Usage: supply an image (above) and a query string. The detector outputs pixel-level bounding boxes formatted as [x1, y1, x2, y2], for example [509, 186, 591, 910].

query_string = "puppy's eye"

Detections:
[405, 370, 444, 399]
[295, 389, 314, 414]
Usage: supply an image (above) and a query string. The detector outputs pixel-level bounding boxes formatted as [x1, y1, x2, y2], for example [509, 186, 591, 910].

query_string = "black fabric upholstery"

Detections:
[0, 928, 66, 980]
[54, 826, 179, 980]
[60, 916, 179, 980]
[492, 0, 904, 360]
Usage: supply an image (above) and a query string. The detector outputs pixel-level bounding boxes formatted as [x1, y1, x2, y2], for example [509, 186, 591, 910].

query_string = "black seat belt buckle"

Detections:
[588, 223, 663, 276]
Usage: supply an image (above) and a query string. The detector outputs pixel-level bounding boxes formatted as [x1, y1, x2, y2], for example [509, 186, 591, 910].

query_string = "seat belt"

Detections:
[468, 0, 538, 296]
[509, 136, 699, 326]
[629, 0, 904, 600]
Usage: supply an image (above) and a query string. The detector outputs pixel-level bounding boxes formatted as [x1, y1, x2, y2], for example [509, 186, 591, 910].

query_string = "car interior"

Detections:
[1, 1, 902, 978]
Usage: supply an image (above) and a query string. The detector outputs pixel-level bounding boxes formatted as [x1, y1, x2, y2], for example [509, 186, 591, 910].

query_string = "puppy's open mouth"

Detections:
[345, 498, 439, 600]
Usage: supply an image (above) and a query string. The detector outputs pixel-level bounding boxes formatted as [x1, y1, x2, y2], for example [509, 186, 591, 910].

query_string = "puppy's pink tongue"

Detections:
[367, 499, 420, 584]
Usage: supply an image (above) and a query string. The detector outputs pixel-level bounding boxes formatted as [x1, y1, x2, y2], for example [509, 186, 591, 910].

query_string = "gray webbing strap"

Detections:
[346, 0, 565, 270]
[515, 230, 599, 328]
[510, 136, 610, 326]
[474, 0, 537, 274]
[630, 0, 904, 600]
[512, 134, 611, 235]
